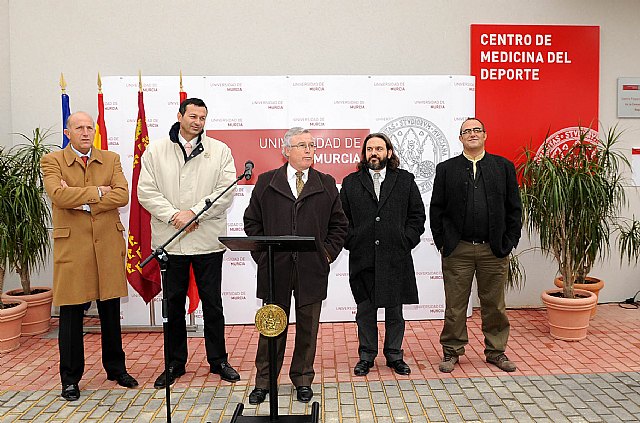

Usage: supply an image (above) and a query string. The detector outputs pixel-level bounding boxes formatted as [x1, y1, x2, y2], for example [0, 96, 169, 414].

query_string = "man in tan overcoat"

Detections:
[41, 111, 138, 401]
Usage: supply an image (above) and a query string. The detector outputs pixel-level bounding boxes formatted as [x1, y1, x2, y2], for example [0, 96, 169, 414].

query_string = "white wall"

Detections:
[0, 0, 11, 146]
[5, 0, 640, 306]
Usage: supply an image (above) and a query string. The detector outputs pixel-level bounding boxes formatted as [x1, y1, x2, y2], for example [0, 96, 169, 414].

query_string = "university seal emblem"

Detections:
[380, 116, 449, 194]
[255, 304, 288, 337]
[535, 126, 599, 159]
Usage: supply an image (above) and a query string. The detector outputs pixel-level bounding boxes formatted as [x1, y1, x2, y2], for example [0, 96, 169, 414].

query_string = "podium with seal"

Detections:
[219, 236, 320, 423]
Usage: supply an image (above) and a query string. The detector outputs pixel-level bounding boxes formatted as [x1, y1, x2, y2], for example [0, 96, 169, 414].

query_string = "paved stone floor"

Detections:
[1, 304, 640, 422]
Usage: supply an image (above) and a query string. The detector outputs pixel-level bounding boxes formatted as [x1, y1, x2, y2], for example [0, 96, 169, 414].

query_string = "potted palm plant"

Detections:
[0, 146, 11, 301]
[0, 147, 29, 352]
[518, 124, 640, 340]
[1, 128, 55, 335]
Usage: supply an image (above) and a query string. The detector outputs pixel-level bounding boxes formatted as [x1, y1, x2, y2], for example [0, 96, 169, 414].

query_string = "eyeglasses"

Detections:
[460, 127, 485, 136]
[290, 143, 317, 150]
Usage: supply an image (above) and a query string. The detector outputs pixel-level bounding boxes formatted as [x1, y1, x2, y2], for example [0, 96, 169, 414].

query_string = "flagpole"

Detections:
[179, 69, 198, 328]
[139, 70, 173, 423]
[60, 73, 71, 148]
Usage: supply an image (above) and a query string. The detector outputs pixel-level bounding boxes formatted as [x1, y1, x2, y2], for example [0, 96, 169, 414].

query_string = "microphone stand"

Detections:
[140, 169, 250, 423]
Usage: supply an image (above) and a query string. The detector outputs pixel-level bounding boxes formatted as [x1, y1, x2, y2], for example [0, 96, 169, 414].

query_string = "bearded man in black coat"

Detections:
[340, 132, 426, 376]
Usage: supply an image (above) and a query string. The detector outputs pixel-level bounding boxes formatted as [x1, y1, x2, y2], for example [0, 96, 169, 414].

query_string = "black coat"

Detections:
[243, 164, 348, 307]
[340, 167, 426, 307]
[429, 153, 522, 258]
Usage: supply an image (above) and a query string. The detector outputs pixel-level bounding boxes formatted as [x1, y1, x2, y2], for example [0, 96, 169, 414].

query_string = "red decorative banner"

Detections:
[471, 24, 600, 163]
[207, 129, 371, 184]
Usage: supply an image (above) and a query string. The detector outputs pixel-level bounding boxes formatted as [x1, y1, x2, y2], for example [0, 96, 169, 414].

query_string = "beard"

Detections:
[366, 155, 388, 171]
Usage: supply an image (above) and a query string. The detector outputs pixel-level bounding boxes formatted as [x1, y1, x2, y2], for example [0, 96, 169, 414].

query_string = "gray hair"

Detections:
[281, 127, 311, 158]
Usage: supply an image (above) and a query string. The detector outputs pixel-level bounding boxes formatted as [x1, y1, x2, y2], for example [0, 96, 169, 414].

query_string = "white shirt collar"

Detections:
[178, 131, 198, 147]
[287, 164, 309, 198]
[287, 164, 309, 181]
[368, 167, 387, 182]
[70, 144, 91, 158]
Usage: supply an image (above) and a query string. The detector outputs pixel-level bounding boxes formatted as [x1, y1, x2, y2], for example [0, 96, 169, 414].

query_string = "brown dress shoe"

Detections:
[486, 354, 517, 372]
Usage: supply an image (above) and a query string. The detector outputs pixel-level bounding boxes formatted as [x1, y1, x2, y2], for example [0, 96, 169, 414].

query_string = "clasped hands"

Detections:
[170, 210, 199, 233]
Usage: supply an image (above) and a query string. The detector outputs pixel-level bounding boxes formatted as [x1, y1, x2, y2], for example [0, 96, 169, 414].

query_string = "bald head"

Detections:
[66, 111, 94, 129]
[64, 111, 95, 154]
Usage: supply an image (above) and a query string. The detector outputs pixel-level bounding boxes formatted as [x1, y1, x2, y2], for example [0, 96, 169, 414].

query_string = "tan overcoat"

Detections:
[41, 147, 129, 306]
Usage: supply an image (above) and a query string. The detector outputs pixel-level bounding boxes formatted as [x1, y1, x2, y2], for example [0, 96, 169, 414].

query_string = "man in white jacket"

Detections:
[138, 98, 240, 388]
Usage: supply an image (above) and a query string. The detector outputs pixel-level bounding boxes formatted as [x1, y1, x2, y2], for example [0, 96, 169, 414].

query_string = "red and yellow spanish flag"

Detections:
[93, 74, 108, 150]
[127, 76, 161, 303]
[180, 70, 188, 104]
[180, 71, 201, 314]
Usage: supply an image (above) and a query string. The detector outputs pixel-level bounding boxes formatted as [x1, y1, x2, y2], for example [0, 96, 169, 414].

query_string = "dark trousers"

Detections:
[166, 252, 227, 369]
[355, 299, 405, 362]
[254, 300, 322, 389]
[58, 298, 126, 386]
[440, 241, 510, 359]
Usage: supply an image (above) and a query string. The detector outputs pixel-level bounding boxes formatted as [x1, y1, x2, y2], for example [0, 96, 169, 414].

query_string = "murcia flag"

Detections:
[126, 89, 161, 302]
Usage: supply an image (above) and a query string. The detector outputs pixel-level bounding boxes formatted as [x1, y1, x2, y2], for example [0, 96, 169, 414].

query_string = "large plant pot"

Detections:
[541, 288, 597, 341]
[0, 299, 28, 353]
[554, 276, 603, 318]
[2, 287, 53, 335]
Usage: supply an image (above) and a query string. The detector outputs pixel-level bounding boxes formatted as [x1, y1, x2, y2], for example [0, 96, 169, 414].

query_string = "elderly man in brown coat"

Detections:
[41, 111, 138, 401]
[244, 127, 348, 405]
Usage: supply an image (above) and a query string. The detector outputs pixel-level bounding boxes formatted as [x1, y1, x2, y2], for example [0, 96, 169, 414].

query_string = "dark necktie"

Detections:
[296, 171, 304, 197]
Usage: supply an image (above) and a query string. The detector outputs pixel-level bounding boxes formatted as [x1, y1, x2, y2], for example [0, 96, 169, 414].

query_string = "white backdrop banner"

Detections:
[102, 75, 475, 325]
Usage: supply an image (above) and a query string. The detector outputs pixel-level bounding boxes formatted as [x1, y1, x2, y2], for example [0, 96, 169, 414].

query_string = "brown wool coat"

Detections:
[41, 147, 129, 306]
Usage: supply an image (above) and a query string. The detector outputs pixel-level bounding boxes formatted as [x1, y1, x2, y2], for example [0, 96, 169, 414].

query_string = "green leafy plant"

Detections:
[506, 251, 528, 292]
[518, 124, 640, 298]
[4, 128, 55, 298]
[618, 218, 640, 266]
[0, 146, 13, 309]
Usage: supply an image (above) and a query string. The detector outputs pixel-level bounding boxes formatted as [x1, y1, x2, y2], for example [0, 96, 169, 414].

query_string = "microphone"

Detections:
[244, 160, 254, 180]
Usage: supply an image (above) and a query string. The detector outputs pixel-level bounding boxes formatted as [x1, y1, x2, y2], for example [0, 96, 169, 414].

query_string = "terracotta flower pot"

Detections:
[2, 287, 53, 335]
[554, 276, 603, 318]
[541, 288, 597, 341]
[0, 299, 28, 353]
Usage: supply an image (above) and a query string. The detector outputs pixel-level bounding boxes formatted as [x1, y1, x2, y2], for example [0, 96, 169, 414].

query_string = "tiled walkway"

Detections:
[1, 304, 640, 422]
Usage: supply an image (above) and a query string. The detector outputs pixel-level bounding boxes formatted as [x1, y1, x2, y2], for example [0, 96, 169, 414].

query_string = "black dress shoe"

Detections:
[153, 366, 186, 389]
[354, 359, 374, 376]
[296, 386, 313, 403]
[107, 372, 139, 388]
[61, 383, 80, 401]
[210, 361, 240, 382]
[248, 387, 268, 405]
[386, 359, 411, 375]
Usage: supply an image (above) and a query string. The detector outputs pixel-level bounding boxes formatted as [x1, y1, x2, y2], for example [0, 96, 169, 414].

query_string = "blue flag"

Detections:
[61, 93, 71, 147]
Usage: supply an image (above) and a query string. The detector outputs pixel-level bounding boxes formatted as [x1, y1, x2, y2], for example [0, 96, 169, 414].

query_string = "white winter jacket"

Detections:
[137, 125, 237, 255]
